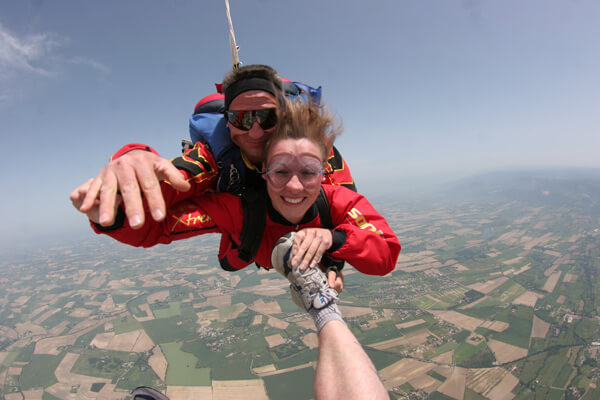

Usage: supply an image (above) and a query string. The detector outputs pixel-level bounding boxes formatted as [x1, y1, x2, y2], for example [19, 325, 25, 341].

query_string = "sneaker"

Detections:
[131, 386, 169, 400]
[271, 232, 338, 311]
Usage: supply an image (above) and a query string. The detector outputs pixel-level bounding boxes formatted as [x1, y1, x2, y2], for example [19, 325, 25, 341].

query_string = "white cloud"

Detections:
[0, 23, 59, 76]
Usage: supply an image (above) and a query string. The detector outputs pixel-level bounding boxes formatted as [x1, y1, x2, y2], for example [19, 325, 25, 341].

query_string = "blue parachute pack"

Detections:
[186, 80, 322, 196]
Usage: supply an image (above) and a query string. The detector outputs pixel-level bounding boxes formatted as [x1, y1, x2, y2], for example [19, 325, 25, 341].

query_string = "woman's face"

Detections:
[264, 138, 325, 224]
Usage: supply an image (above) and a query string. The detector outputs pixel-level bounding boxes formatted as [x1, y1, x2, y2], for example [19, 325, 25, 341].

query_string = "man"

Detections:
[72, 64, 354, 290]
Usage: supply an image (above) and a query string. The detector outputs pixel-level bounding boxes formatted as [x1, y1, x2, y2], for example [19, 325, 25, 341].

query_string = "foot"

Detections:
[271, 232, 338, 311]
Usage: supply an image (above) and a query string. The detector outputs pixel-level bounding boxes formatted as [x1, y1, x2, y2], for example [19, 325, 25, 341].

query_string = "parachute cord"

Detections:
[225, 0, 241, 70]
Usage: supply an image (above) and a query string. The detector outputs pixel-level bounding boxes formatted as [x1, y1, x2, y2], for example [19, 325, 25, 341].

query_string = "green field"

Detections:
[152, 301, 181, 319]
[113, 315, 143, 334]
[161, 342, 211, 386]
[263, 366, 314, 400]
[19, 353, 64, 390]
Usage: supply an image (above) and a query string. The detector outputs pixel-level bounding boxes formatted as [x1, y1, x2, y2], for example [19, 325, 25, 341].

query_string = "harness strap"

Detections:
[237, 186, 267, 262]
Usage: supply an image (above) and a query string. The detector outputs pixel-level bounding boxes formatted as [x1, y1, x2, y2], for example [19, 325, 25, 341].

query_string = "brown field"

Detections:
[302, 333, 319, 349]
[35, 333, 78, 355]
[563, 273, 578, 283]
[513, 264, 531, 275]
[203, 295, 232, 308]
[7, 367, 22, 375]
[531, 316, 551, 339]
[453, 263, 469, 271]
[22, 389, 43, 400]
[468, 277, 508, 295]
[12, 295, 31, 307]
[369, 329, 432, 351]
[409, 373, 442, 393]
[502, 257, 523, 266]
[87, 273, 107, 288]
[212, 379, 269, 400]
[166, 386, 212, 400]
[91, 329, 154, 352]
[460, 296, 489, 310]
[430, 310, 484, 331]
[265, 334, 285, 348]
[480, 321, 509, 332]
[249, 299, 282, 315]
[229, 275, 241, 287]
[255, 362, 315, 377]
[48, 352, 119, 400]
[467, 367, 508, 397]
[107, 278, 137, 289]
[296, 319, 316, 331]
[557, 295, 566, 304]
[438, 366, 467, 400]
[543, 271, 562, 293]
[467, 367, 518, 400]
[338, 305, 372, 317]
[266, 316, 289, 330]
[69, 308, 93, 318]
[15, 322, 46, 336]
[238, 278, 288, 297]
[487, 339, 528, 363]
[252, 315, 263, 325]
[379, 358, 435, 390]
[149, 345, 167, 381]
[432, 350, 454, 366]
[396, 319, 426, 330]
[512, 291, 544, 307]
[5, 394, 23, 400]
[33, 309, 57, 324]
[253, 364, 276, 374]
[147, 289, 170, 304]
[523, 232, 554, 250]
[544, 250, 562, 257]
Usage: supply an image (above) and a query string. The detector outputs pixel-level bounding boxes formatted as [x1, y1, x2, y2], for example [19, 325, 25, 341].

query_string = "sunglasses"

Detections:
[263, 155, 327, 189]
[225, 108, 278, 131]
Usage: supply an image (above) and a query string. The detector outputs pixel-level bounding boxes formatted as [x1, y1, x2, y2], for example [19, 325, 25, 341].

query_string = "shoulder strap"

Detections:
[237, 186, 267, 263]
[316, 187, 332, 229]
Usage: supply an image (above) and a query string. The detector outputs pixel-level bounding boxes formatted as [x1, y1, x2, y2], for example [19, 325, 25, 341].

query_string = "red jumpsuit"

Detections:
[93, 184, 400, 276]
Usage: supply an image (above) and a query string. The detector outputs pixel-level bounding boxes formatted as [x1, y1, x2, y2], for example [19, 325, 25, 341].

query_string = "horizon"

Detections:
[1, 0, 599, 253]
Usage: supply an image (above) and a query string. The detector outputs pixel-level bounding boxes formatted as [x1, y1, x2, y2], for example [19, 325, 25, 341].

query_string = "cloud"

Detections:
[66, 56, 110, 75]
[0, 23, 59, 76]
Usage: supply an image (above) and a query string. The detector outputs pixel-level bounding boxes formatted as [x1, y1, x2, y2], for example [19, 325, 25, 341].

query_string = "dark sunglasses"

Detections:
[225, 108, 278, 131]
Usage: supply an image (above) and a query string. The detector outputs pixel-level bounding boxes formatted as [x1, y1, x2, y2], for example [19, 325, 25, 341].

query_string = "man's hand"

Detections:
[291, 228, 333, 270]
[72, 149, 190, 229]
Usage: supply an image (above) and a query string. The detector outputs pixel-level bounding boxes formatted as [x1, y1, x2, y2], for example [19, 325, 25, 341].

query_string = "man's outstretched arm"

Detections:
[71, 147, 191, 229]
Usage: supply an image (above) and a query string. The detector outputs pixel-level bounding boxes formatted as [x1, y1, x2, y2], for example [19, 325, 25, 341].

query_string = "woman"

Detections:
[76, 101, 400, 276]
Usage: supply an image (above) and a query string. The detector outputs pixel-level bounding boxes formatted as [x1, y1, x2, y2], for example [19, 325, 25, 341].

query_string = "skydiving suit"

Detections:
[92, 182, 401, 276]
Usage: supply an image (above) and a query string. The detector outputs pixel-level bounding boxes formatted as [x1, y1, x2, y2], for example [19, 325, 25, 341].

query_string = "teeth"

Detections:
[284, 197, 303, 204]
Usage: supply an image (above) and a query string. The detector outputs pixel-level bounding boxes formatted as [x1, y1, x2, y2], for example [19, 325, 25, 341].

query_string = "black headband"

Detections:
[224, 77, 282, 110]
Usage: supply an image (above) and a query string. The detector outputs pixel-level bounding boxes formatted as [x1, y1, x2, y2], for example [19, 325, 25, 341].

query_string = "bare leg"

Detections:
[314, 320, 389, 400]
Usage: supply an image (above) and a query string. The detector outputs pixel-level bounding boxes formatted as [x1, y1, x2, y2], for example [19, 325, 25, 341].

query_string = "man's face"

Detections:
[227, 90, 279, 166]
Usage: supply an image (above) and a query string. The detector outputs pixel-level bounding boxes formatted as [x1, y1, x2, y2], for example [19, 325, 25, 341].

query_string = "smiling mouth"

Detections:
[283, 197, 304, 204]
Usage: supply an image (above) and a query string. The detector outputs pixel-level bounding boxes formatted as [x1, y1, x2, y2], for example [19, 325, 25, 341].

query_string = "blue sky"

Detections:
[1, 0, 599, 253]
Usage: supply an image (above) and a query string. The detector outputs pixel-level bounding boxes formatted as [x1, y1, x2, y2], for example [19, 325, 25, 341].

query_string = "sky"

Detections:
[1, 0, 599, 254]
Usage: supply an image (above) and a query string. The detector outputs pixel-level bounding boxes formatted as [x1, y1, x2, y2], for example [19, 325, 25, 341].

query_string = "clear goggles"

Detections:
[263, 154, 327, 189]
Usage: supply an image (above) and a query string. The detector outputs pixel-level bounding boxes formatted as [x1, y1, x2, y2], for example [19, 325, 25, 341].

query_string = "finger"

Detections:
[113, 160, 145, 229]
[70, 178, 94, 210]
[293, 230, 316, 269]
[135, 161, 167, 222]
[98, 170, 121, 226]
[79, 175, 104, 212]
[156, 160, 191, 192]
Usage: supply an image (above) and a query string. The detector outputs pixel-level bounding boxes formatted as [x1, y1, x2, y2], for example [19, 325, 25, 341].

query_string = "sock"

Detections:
[309, 302, 344, 332]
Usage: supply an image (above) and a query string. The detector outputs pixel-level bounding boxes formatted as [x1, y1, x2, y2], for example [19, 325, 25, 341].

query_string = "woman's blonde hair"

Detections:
[263, 100, 342, 161]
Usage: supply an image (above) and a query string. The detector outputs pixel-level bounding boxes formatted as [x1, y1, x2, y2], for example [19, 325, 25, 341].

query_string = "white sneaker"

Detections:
[271, 233, 338, 311]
